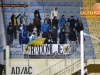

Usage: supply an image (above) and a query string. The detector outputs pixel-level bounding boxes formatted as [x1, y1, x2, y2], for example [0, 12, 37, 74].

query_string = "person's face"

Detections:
[30, 21, 33, 24]
[84, 68, 88, 73]
[36, 14, 38, 17]
[70, 17, 73, 19]
[62, 29, 64, 32]
[79, 21, 82, 24]
[55, 8, 57, 11]
[63, 16, 65, 18]
[49, 35, 51, 38]
[66, 22, 68, 24]
[10, 23, 12, 26]
[45, 20, 47, 23]
[46, 15, 49, 18]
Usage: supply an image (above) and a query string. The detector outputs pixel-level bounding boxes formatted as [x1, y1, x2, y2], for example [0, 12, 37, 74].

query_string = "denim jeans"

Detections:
[7, 34, 13, 45]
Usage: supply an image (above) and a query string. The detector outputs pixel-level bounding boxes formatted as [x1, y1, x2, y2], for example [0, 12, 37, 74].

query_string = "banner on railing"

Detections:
[23, 44, 71, 55]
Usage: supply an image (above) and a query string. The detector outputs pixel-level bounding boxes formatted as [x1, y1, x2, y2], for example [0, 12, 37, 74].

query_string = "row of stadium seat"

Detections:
[10, 50, 94, 56]
[3, 8, 80, 13]
[3, 2, 82, 6]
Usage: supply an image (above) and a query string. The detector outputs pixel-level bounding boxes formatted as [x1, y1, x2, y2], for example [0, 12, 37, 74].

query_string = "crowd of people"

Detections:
[7, 7, 84, 47]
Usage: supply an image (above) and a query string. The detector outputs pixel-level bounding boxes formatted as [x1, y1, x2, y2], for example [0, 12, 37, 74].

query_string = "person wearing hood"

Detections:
[41, 19, 50, 38]
[45, 15, 51, 27]
[7, 22, 14, 45]
[46, 28, 52, 38]
[51, 7, 59, 19]
[11, 13, 21, 39]
[59, 28, 65, 44]
[21, 26, 28, 44]
[18, 21, 25, 44]
[34, 13, 41, 36]
[34, 8, 41, 20]
[58, 15, 66, 28]
[52, 26, 57, 44]
[52, 16, 58, 29]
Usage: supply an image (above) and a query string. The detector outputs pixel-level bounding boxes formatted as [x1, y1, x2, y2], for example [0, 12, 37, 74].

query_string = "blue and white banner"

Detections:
[23, 44, 71, 55]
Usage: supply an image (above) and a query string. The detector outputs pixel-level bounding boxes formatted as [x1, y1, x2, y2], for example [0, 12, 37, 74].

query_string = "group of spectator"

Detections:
[7, 7, 84, 49]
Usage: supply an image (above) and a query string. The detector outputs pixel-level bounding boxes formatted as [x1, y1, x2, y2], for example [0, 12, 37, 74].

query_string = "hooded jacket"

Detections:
[76, 23, 84, 33]
[59, 16, 66, 27]
[59, 31, 65, 42]
[41, 23, 50, 32]
[27, 23, 35, 32]
[51, 8, 59, 19]
[69, 30, 77, 41]
[52, 17, 58, 28]
[34, 10, 41, 20]
[7, 22, 13, 34]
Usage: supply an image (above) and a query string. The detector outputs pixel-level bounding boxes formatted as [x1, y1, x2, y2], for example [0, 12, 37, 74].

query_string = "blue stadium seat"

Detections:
[30, 2, 36, 6]
[3, 2, 8, 4]
[17, 2, 21, 4]
[45, 9, 51, 13]
[31, 9, 35, 13]
[16, 51, 22, 55]
[10, 51, 15, 55]
[10, 2, 14, 4]
[26, 15, 30, 20]
[85, 44, 92, 48]
[50, 2, 56, 6]
[5, 22, 9, 26]
[4, 8, 9, 12]
[77, 2, 82, 6]
[64, 2, 69, 6]
[84, 30, 89, 34]
[83, 23, 87, 26]
[18, 8, 23, 13]
[4, 15, 10, 19]
[65, 9, 70, 13]
[14, 44, 21, 48]
[57, 2, 62, 6]
[24, 9, 30, 13]
[24, 2, 28, 5]
[39, 9, 44, 13]
[58, 9, 64, 13]
[85, 37, 91, 40]
[37, 2, 42, 6]
[84, 51, 87, 55]
[10, 8, 16, 12]
[70, 2, 76, 6]
[72, 10, 78, 13]
[87, 51, 94, 56]
[44, 2, 49, 6]
[74, 16, 78, 20]
[41, 16, 45, 20]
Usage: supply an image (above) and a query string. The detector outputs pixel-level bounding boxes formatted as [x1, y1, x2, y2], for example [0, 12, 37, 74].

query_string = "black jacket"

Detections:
[52, 29, 57, 38]
[76, 23, 84, 33]
[67, 18, 78, 29]
[7, 25, 13, 34]
[11, 14, 21, 26]
[59, 32, 65, 42]
[34, 17, 41, 28]
[69, 31, 77, 41]
[34, 10, 41, 20]
[52, 19, 58, 28]
[27, 23, 35, 32]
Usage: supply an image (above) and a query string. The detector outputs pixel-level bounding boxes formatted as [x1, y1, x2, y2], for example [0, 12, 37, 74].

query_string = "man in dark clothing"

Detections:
[18, 21, 25, 44]
[34, 8, 41, 20]
[45, 15, 51, 28]
[67, 16, 78, 31]
[11, 13, 21, 39]
[52, 26, 57, 44]
[69, 28, 77, 51]
[46, 28, 52, 38]
[78, 67, 88, 75]
[7, 22, 14, 45]
[52, 16, 58, 29]
[46, 34, 54, 44]
[76, 20, 84, 44]
[34, 14, 41, 36]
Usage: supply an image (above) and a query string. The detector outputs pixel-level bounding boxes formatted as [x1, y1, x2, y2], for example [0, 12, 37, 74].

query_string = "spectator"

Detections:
[64, 21, 70, 43]
[51, 7, 59, 19]
[69, 28, 77, 51]
[41, 19, 50, 38]
[59, 28, 65, 44]
[20, 13, 27, 25]
[78, 67, 88, 75]
[11, 14, 21, 39]
[34, 8, 41, 20]
[33, 26, 38, 38]
[34, 13, 41, 36]
[52, 26, 57, 44]
[46, 28, 52, 38]
[46, 34, 54, 44]
[52, 16, 58, 29]
[45, 15, 51, 28]
[67, 16, 78, 31]
[27, 20, 35, 36]
[21, 26, 28, 44]
[18, 21, 25, 44]
[7, 22, 13, 45]
[29, 31, 37, 42]
[58, 15, 66, 28]
[76, 20, 84, 44]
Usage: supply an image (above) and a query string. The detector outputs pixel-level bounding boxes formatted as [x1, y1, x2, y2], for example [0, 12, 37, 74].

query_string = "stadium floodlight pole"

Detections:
[80, 31, 84, 75]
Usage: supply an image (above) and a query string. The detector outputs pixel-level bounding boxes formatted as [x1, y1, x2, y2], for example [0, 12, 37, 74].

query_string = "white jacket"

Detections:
[51, 8, 59, 19]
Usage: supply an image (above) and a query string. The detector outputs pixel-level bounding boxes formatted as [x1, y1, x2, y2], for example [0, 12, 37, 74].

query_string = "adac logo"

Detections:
[63, 45, 69, 52]
[24, 45, 29, 54]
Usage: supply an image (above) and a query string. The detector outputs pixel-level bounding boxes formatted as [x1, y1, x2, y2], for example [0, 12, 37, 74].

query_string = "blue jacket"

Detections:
[41, 23, 50, 32]
[59, 16, 66, 27]
[21, 30, 28, 44]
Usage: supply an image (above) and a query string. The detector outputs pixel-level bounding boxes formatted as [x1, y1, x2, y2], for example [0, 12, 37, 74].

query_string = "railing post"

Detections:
[65, 54, 66, 66]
